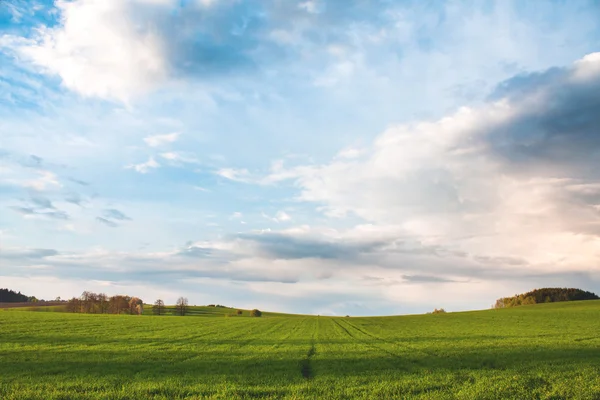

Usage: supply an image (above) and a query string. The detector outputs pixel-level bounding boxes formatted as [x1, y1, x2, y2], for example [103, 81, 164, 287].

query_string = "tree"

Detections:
[109, 295, 130, 314]
[250, 309, 262, 317]
[66, 297, 81, 313]
[236, 309, 243, 315]
[98, 293, 109, 314]
[153, 299, 166, 315]
[129, 297, 143, 315]
[175, 297, 189, 316]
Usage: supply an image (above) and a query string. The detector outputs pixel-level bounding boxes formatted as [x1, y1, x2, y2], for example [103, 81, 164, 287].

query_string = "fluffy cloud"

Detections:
[144, 132, 180, 147]
[3, 0, 285, 102]
[126, 157, 159, 173]
[262, 53, 600, 275]
[159, 151, 199, 165]
[12, 0, 169, 102]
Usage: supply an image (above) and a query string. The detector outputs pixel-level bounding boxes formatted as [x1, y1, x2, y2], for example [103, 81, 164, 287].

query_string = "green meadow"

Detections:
[1, 301, 600, 399]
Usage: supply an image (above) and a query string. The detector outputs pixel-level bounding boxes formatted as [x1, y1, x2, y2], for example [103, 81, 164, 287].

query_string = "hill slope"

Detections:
[142, 304, 305, 317]
[1, 300, 599, 399]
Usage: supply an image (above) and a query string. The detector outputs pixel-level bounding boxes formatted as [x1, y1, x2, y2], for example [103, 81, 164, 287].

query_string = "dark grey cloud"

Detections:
[9, 205, 68, 220]
[0, 248, 58, 260]
[9, 206, 35, 215]
[175, 243, 239, 266]
[487, 67, 565, 102]
[237, 232, 385, 260]
[401, 274, 457, 284]
[136, 268, 298, 285]
[0, 150, 44, 169]
[361, 274, 459, 285]
[473, 255, 528, 266]
[30, 195, 54, 209]
[67, 177, 89, 186]
[0, 245, 296, 285]
[485, 62, 600, 178]
[26, 154, 43, 168]
[96, 217, 118, 228]
[96, 209, 131, 227]
[102, 209, 131, 221]
[65, 192, 84, 206]
[43, 210, 69, 220]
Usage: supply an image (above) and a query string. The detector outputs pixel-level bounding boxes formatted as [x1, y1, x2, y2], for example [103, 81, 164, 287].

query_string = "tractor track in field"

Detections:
[340, 319, 438, 357]
[269, 317, 308, 351]
[331, 319, 410, 365]
[332, 318, 441, 368]
[179, 319, 290, 365]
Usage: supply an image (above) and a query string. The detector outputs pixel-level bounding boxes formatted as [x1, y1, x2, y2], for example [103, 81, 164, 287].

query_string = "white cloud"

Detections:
[313, 61, 355, 87]
[262, 211, 292, 223]
[159, 151, 199, 165]
[144, 132, 180, 147]
[12, 0, 170, 102]
[572, 52, 600, 81]
[216, 168, 253, 183]
[24, 170, 61, 191]
[126, 157, 159, 173]
[261, 53, 600, 274]
[298, 1, 320, 14]
[230, 212, 243, 220]
[336, 148, 363, 159]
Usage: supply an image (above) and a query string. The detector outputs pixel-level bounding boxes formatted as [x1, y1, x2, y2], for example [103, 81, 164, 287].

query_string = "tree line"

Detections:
[0, 288, 29, 303]
[4, 288, 263, 317]
[494, 288, 599, 309]
[67, 291, 144, 315]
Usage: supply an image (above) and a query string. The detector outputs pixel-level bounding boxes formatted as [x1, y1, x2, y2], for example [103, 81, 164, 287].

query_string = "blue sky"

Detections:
[1, 0, 600, 315]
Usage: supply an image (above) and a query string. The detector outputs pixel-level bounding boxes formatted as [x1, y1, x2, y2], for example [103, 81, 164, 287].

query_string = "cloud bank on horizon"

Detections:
[1, 0, 600, 316]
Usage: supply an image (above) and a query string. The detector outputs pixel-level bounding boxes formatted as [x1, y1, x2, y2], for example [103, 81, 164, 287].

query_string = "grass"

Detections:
[141, 305, 306, 318]
[1, 301, 599, 399]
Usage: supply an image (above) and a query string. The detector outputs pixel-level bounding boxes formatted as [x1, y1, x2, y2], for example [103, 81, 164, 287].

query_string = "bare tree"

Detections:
[175, 297, 189, 316]
[109, 295, 130, 314]
[98, 293, 109, 314]
[66, 297, 81, 313]
[152, 299, 165, 315]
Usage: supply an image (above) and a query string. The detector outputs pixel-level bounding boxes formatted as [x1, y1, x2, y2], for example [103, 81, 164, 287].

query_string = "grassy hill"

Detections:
[1, 300, 599, 399]
[142, 304, 305, 318]
[0, 303, 303, 317]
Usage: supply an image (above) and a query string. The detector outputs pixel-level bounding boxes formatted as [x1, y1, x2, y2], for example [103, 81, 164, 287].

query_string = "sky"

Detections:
[1, 0, 600, 316]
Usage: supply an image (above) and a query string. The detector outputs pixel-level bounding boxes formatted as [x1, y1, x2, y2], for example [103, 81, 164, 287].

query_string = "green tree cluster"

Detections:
[0, 288, 30, 303]
[250, 309, 262, 317]
[494, 288, 598, 309]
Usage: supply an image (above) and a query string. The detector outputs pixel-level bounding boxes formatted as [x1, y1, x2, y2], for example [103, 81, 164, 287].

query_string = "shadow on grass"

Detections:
[2, 345, 600, 381]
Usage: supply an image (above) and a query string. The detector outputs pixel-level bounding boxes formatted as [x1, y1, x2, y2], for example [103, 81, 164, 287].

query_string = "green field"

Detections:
[1, 301, 600, 399]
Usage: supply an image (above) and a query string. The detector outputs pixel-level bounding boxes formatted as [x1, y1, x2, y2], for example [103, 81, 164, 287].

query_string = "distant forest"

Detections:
[0, 288, 29, 303]
[494, 288, 599, 308]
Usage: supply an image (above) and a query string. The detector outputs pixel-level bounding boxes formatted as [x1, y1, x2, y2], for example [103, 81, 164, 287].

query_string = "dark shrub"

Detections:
[250, 309, 262, 317]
